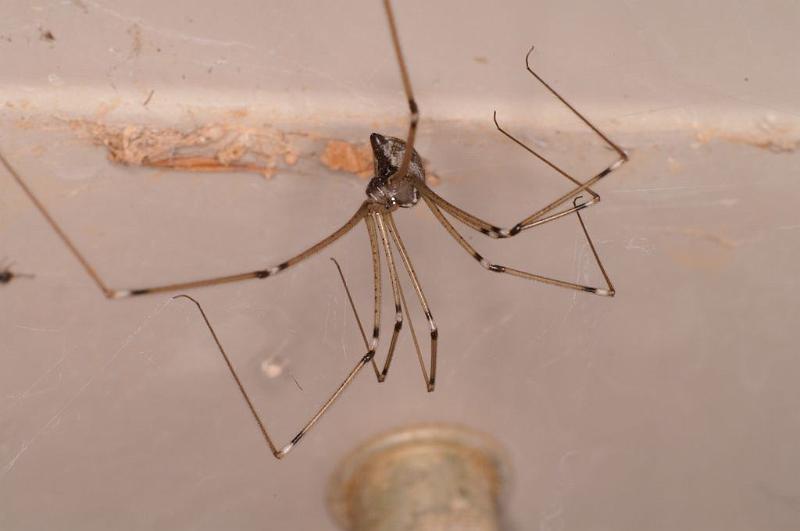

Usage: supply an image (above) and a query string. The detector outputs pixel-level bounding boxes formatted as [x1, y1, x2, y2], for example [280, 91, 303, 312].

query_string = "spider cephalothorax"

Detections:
[366, 132, 425, 208]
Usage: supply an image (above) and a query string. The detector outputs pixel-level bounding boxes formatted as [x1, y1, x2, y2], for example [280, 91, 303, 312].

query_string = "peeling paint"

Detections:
[320, 140, 373, 178]
[68, 121, 299, 178]
[695, 118, 800, 153]
[63, 119, 443, 183]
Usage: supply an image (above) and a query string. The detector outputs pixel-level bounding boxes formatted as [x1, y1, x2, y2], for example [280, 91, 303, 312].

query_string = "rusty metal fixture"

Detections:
[328, 424, 511, 531]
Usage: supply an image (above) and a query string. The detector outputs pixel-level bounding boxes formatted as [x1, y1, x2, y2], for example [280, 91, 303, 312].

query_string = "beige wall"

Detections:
[1, 1, 798, 529]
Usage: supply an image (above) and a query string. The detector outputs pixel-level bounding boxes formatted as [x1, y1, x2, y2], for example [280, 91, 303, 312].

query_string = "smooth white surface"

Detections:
[1, 1, 799, 530]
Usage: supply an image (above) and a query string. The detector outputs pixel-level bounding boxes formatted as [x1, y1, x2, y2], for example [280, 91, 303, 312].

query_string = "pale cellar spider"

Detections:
[1, 0, 627, 458]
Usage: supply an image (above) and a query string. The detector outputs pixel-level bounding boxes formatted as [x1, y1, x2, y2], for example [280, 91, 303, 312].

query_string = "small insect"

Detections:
[1, 0, 627, 458]
[0, 258, 34, 285]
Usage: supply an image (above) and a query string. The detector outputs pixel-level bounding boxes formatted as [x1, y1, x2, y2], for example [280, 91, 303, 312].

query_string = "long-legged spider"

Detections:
[1, 0, 627, 458]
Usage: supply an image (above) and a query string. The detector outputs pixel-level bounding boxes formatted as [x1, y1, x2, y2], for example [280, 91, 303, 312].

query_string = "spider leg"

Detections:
[1, 150, 117, 293]
[424, 195, 615, 296]
[500, 46, 628, 233]
[382, 0, 419, 184]
[330, 256, 370, 353]
[382, 212, 438, 392]
[417, 47, 628, 240]
[417, 118, 625, 240]
[1, 145, 369, 299]
[491, 112, 625, 235]
[368, 210, 404, 383]
[362, 215, 385, 380]
[524, 46, 627, 162]
[108, 203, 368, 297]
[398, 267, 434, 392]
[174, 288, 375, 459]
[328, 220, 386, 383]
[327, 217, 407, 386]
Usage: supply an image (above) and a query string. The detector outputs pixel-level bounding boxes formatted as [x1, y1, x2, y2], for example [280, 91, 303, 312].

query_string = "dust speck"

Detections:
[261, 356, 287, 378]
[71, 0, 89, 14]
[39, 28, 55, 42]
[127, 24, 142, 57]
[142, 89, 155, 107]
[284, 151, 299, 165]
[226, 108, 249, 120]
[666, 156, 682, 173]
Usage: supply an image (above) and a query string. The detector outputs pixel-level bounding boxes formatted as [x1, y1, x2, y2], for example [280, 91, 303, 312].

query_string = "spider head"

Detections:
[366, 133, 425, 208]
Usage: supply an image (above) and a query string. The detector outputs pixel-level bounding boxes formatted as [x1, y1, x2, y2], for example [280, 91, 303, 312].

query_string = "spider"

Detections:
[0, 0, 627, 458]
[0, 258, 34, 285]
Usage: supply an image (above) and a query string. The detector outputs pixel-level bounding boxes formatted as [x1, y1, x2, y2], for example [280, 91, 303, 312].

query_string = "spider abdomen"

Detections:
[366, 133, 425, 208]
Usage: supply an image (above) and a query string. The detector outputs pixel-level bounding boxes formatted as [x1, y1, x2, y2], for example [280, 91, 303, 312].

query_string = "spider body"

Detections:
[0, 260, 33, 284]
[366, 133, 425, 209]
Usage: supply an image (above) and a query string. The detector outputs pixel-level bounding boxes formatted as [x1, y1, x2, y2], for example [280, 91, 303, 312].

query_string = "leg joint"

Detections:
[409, 99, 419, 121]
